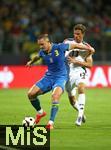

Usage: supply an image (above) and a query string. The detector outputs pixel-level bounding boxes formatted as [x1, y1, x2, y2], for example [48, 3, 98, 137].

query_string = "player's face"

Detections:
[73, 29, 84, 43]
[38, 38, 51, 52]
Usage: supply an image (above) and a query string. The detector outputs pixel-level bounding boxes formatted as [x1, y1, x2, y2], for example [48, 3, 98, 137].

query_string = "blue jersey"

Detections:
[38, 43, 69, 77]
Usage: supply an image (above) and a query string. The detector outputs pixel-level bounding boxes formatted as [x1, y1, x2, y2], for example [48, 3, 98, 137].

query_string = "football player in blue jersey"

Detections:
[26, 34, 94, 129]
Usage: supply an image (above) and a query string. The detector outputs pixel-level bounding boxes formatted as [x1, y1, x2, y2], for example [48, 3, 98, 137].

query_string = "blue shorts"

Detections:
[36, 74, 67, 93]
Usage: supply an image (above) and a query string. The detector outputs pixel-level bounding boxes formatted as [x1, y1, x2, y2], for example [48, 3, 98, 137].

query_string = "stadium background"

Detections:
[0, 1, 111, 150]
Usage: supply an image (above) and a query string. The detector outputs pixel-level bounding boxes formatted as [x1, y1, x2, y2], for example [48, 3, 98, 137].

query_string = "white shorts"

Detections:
[66, 67, 88, 96]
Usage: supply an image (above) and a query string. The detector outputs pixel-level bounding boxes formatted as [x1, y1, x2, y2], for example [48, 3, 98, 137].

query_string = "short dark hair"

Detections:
[73, 24, 86, 34]
[38, 34, 50, 42]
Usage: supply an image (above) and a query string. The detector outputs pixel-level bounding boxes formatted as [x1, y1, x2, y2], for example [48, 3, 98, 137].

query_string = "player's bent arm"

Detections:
[68, 55, 93, 69]
[78, 55, 93, 68]
[75, 57, 93, 68]
[26, 55, 40, 66]
[69, 43, 95, 54]
[85, 55, 93, 68]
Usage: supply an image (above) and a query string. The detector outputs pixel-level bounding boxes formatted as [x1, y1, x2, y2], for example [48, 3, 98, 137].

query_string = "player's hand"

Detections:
[90, 47, 95, 54]
[85, 43, 95, 54]
[26, 61, 32, 67]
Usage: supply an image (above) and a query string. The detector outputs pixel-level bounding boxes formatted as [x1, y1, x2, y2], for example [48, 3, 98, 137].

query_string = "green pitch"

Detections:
[0, 88, 111, 150]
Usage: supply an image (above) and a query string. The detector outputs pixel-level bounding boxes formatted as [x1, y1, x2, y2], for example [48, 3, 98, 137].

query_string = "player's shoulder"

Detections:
[39, 49, 44, 53]
[64, 38, 74, 43]
[64, 38, 74, 41]
[51, 43, 64, 51]
[39, 49, 45, 55]
[82, 41, 91, 47]
[52, 43, 63, 48]
[38, 49, 44, 58]
[54, 42, 68, 47]
[82, 41, 88, 45]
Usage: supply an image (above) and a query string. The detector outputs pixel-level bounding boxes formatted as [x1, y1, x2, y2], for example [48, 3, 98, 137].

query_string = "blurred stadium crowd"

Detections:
[0, 0, 111, 65]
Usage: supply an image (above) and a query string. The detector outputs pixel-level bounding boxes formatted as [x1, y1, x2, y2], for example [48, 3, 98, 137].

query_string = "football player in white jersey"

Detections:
[64, 24, 95, 126]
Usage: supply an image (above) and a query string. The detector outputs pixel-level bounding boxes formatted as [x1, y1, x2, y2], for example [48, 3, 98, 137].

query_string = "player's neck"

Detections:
[74, 38, 83, 43]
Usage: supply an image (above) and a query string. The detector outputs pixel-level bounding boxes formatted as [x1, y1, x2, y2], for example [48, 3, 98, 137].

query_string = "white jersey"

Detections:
[64, 38, 89, 95]
[65, 38, 89, 71]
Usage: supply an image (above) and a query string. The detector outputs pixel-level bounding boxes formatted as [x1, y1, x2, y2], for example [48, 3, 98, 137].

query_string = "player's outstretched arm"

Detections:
[26, 55, 40, 67]
[69, 43, 95, 54]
